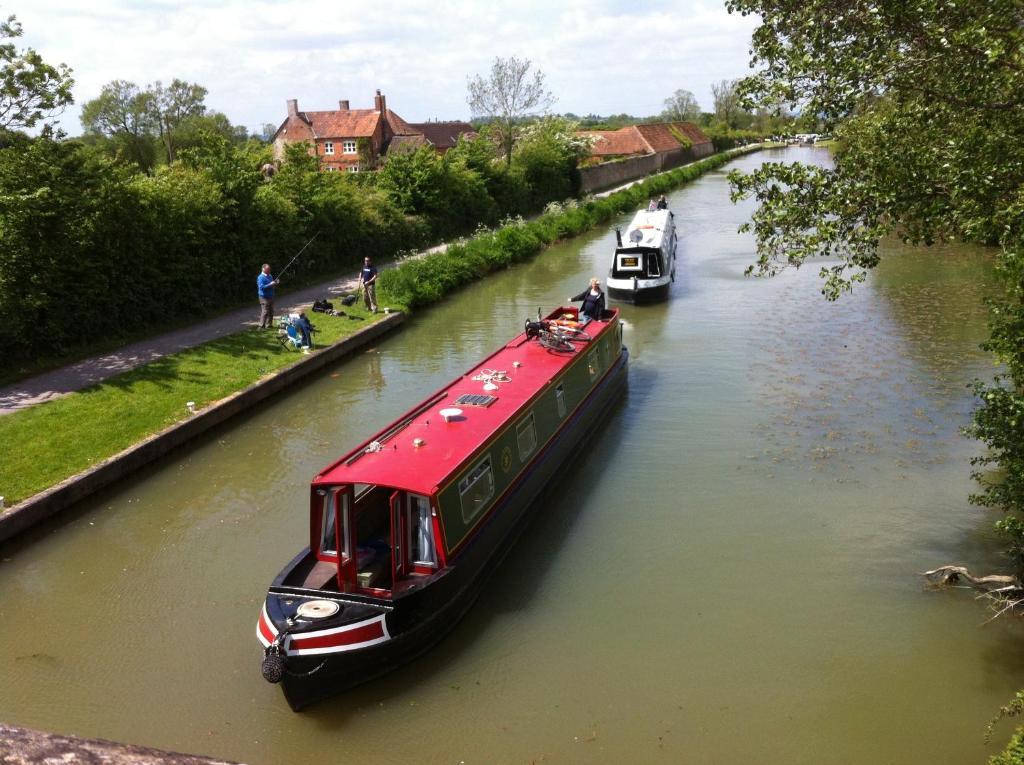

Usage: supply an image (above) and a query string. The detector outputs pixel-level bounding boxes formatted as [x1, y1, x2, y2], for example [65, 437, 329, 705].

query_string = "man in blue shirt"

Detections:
[358, 257, 378, 313]
[257, 263, 280, 328]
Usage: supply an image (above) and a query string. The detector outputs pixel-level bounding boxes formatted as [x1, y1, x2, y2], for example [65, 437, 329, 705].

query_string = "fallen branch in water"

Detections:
[921, 565, 1020, 592]
[922, 565, 1024, 621]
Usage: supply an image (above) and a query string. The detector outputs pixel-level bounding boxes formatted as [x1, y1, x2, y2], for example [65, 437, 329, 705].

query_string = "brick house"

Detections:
[272, 90, 421, 172]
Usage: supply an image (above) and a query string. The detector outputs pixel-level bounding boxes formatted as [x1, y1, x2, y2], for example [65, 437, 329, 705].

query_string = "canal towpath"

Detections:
[0, 247, 444, 416]
[0, 170, 659, 417]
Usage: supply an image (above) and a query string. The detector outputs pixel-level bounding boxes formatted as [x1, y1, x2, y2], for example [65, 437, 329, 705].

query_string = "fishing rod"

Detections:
[277, 231, 321, 279]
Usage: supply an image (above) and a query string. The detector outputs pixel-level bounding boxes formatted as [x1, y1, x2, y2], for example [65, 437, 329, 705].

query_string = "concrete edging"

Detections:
[0, 313, 405, 544]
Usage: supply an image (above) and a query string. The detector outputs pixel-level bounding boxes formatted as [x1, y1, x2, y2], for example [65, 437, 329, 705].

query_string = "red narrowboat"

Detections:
[257, 306, 628, 710]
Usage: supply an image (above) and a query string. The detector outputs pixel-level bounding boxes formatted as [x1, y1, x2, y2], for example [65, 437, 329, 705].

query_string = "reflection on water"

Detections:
[0, 148, 1017, 764]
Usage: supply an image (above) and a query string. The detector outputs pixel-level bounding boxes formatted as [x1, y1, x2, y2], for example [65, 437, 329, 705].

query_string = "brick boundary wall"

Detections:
[579, 143, 716, 194]
[0, 313, 405, 544]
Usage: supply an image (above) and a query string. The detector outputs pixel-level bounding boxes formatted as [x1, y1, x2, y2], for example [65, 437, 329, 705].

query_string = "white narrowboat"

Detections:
[607, 209, 677, 303]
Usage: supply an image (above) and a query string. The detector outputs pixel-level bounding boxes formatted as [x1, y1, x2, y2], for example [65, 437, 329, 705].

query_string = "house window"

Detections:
[324, 141, 334, 155]
[346, 165, 359, 173]
[343, 140, 357, 154]
[324, 166, 338, 172]
[516, 413, 537, 462]
[459, 455, 494, 524]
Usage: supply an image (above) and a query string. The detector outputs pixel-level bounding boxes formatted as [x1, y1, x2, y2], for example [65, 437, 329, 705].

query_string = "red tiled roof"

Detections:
[669, 122, 711, 145]
[581, 127, 649, 157]
[634, 123, 685, 153]
[300, 108, 381, 138]
[409, 122, 476, 149]
[385, 110, 420, 136]
[579, 122, 713, 159]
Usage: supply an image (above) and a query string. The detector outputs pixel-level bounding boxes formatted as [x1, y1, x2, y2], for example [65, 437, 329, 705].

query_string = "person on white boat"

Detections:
[570, 277, 606, 322]
[656, 194, 668, 210]
[647, 198, 657, 211]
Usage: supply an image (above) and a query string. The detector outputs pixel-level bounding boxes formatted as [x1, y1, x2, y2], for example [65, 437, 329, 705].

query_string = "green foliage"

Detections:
[378, 144, 495, 238]
[662, 89, 702, 123]
[0, 14, 73, 130]
[988, 691, 1024, 764]
[511, 116, 588, 208]
[80, 78, 252, 170]
[80, 80, 157, 172]
[666, 125, 694, 150]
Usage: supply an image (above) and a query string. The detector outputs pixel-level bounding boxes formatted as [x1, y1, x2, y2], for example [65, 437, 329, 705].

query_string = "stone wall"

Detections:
[0, 724, 241, 765]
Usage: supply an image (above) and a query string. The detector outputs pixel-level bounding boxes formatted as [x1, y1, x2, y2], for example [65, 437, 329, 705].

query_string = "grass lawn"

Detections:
[0, 305, 387, 506]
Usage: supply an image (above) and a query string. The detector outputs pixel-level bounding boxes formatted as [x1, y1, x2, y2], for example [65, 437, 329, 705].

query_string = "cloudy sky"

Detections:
[12, 0, 760, 136]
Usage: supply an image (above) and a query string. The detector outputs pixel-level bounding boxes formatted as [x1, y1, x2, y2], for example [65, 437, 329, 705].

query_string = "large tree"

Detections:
[0, 13, 73, 131]
[711, 78, 744, 128]
[149, 78, 207, 163]
[80, 80, 156, 171]
[662, 88, 702, 122]
[467, 55, 555, 166]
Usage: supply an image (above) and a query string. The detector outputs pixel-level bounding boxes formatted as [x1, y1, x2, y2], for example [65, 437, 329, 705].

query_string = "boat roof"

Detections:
[620, 209, 673, 250]
[314, 308, 619, 496]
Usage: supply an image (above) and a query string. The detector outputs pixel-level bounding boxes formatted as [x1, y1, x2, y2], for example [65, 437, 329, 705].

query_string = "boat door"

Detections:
[335, 485, 356, 588]
[390, 490, 404, 582]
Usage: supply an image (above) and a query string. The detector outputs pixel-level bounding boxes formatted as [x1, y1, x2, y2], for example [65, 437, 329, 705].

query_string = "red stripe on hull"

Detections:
[289, 620, 384, 650]
[258, 610, 277, 643]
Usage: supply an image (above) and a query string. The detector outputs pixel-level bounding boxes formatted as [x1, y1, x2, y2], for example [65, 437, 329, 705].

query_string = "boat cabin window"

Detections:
[517, 413, 537, 462]
[407, 494, 437, 567]
[646, 251, 662, 278]
[555, 384, 566, 418]
[459, 455, 494, 524]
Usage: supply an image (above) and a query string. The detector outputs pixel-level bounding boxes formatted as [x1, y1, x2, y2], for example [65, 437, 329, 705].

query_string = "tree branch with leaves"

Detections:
[467, 56, 555, 166]
[0, 13, 73, 131]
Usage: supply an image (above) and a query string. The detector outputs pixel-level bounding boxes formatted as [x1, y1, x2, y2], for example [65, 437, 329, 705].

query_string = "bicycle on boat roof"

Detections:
[524, 317, 593, 353]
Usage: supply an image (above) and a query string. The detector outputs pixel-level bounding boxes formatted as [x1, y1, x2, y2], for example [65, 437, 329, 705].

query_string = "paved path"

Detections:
[0, 270, 368, 415]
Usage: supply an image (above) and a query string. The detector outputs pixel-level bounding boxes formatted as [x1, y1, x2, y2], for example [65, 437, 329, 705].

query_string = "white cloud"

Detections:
[12, 0, 759, 134]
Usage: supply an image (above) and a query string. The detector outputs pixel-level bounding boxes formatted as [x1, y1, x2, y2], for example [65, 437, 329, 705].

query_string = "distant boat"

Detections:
[257, 305, 628, 710]
[607, 209, 677, 303]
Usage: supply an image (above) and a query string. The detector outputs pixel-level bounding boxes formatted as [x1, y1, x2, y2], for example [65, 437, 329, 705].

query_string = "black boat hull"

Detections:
[608, 281, 671, 304]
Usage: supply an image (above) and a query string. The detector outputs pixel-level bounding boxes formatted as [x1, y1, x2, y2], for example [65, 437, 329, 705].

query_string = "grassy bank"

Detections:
[0, 146, 760, 509]
[0, 306, 379, 506]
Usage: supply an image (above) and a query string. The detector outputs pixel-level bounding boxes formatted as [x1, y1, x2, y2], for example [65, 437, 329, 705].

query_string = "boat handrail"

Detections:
[345, 390, 449, 465]
[268, 584, 395, 610]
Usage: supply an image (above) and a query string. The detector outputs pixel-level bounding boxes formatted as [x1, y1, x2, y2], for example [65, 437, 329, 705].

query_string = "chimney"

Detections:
[286, 99, 298, 117]
[374, 89, 386, 113]
[339, 100, 349, 111]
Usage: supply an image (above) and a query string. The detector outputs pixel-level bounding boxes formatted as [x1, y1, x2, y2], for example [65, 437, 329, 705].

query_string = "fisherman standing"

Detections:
[257, 263, 280, 329]
[359, 257, 379, 313]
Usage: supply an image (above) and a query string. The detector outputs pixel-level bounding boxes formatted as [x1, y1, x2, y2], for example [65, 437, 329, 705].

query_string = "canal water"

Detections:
[1, 147, 1017, 764]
